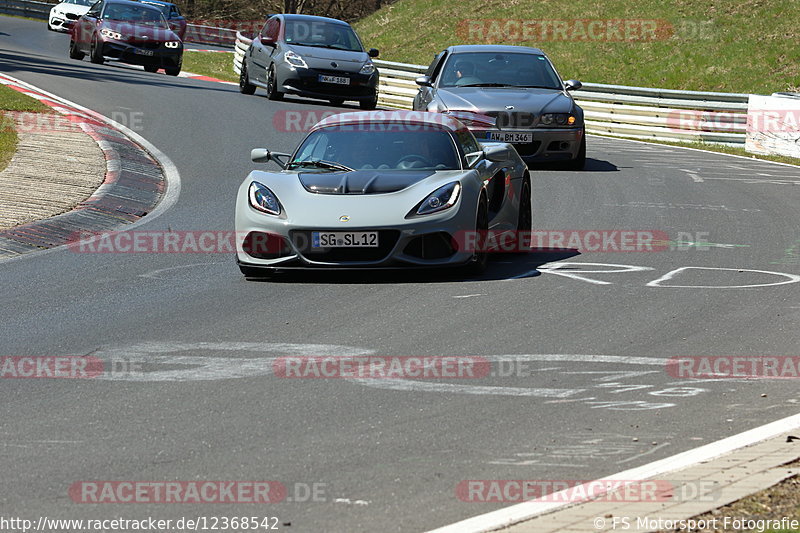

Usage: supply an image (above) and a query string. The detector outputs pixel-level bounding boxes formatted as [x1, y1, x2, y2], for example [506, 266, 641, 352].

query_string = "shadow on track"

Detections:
[0, 50, 234, 93]
[242, 248, 581, 284]
[533, 158, 618, 172]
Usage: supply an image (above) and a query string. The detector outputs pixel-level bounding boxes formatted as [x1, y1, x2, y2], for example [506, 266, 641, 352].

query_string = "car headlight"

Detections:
[412, 182, 461, 216]
[359, 60, 375, 75]
[164, 41, 180, 48]
[539, 113, 577, 126]
[248, 182, 282, 216]
[284, 50, 307, 69]
[100, 28, 122, 40]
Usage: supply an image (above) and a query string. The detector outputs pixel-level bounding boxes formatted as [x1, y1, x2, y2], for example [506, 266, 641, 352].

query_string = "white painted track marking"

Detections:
[647, 266, 800, 288]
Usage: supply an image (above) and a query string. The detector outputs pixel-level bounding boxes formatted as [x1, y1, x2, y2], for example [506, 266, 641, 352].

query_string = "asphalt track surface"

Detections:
[2, 16, 800, 532]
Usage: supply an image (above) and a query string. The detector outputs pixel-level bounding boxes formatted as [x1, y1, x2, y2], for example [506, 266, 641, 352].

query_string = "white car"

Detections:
[48, 0, 93, 32]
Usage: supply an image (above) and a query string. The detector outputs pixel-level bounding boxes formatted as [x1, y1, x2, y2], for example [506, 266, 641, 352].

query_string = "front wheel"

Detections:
[266, 65, 283, 101]
[359, 95, 378, 110]
[239, 62, 256, 94]
[461, 197, 489, 276]
[89, 36, 104, 64]
[564, 130, 586, 170]
[69, 39, 85, 60]
[165, 66, 181, 76]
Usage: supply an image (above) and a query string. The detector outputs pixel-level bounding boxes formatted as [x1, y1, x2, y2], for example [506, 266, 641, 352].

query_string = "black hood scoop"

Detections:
[299, 170, 436, 195]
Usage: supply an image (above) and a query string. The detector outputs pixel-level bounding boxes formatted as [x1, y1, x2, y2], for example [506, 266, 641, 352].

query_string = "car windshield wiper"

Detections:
[511, 85, 561, 89]
[457, 83, 512, 87]
[290, 43, 359, 51]
[287, 160, 354, 172]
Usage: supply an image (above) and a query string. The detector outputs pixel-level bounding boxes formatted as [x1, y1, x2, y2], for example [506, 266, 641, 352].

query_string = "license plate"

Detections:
[487, 131, 534, 143]
[135, 49, 154, 56]
[312, 232, 378, 248]
[319, 75, 349, 85]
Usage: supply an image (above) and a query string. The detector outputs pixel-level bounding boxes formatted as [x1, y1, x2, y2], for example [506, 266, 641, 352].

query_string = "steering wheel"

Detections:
[396, 155, 435, 169]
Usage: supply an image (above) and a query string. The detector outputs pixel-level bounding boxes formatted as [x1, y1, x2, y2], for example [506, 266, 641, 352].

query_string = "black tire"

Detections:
[514, 178, 532, 254]
[239, 62, 256, 95]
[564, 130, 586, 170]
[143, 65, 159, 73]
[165, 65, 181, 76]
[329, 98, 345, 106]
[89, 36, 104, 64]
[69, 39, 85, 60]
[266, 65, 283, 101]
[359, 95, 378, 110]
[462, 196, 489, 276]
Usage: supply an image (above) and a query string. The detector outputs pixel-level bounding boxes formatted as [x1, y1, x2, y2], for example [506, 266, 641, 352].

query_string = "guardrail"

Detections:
[233, 36, 751, 147]
[185, 23, 237, 47]
[0, 0, 51, 20]
[233, 32, 251, 76]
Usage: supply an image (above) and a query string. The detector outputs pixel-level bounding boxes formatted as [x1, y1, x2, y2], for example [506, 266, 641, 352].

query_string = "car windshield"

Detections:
[289, 126, 461, 171]
[439, 52, 563, 89]
[284, 20, 363, 52]
[102, 4, 168, 27]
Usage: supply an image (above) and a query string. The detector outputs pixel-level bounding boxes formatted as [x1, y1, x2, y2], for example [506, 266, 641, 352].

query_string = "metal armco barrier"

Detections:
[184, 23, 237, 47]
[233, 31, 251, 75]
[0, 0, 51, 20]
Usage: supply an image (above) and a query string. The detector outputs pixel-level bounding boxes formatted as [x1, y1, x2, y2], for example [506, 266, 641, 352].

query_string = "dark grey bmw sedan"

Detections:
[413, 45, 586, 169]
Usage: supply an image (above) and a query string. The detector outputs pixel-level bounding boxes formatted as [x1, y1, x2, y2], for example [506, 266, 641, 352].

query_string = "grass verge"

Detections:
[0, 84, 50, 172]
[353, 0, 799, 95]
[182, 51, 238, 83]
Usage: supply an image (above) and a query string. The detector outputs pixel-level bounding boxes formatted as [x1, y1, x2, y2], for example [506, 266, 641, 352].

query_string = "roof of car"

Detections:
[105, 0, 161, 8]
[278, 13, 351, 26]
[313, 111, 466, 132]
[138, 0, 176, 5]
[447, 44, 545, 55]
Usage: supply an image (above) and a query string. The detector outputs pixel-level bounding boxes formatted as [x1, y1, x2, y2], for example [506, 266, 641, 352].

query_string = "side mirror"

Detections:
[464, 150, 484, 168]
[482, 144, 509, 162]
[251, 148, 272, 163]
[564, 79, 582, 92]
[251, 149, 290, 168]
[65, 12, 80, 20]
[415, 76, 432, 87]
[368, 48, 379, 58]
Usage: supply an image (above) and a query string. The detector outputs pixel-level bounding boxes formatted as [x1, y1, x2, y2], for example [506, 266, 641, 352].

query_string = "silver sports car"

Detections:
[234, 110, 531, 277]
